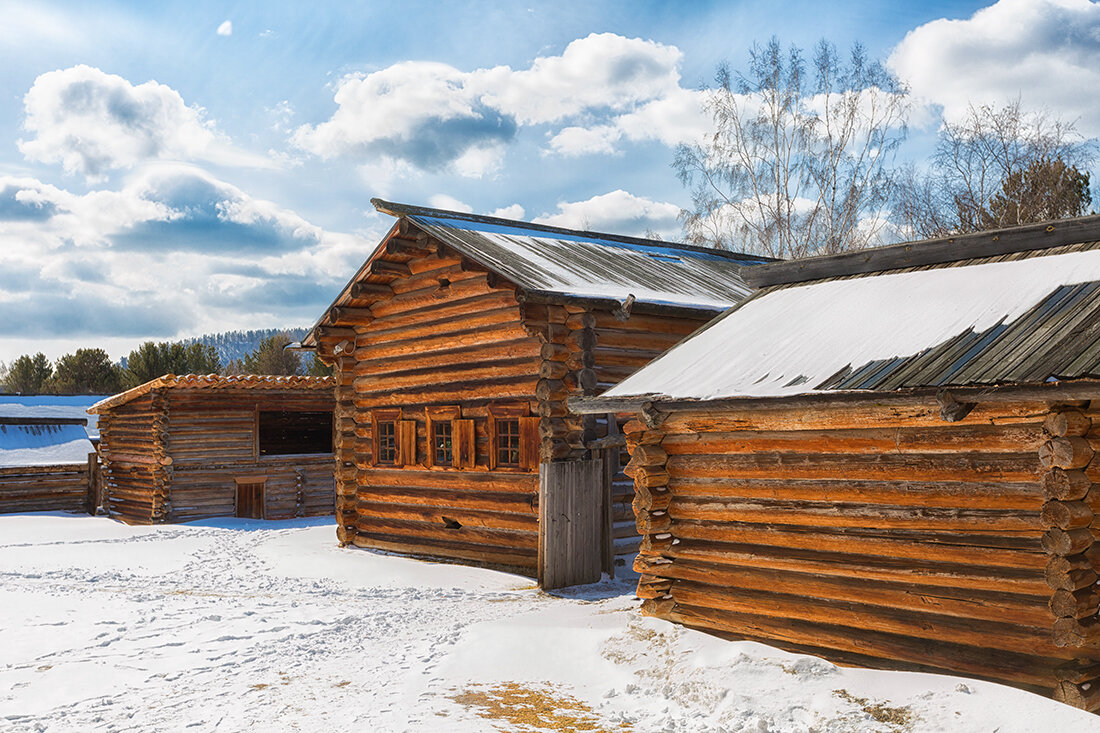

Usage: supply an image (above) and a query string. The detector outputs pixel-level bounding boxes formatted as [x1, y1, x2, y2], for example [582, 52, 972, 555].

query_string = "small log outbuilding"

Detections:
[89, 374, 335, 524]
[0, 411, 96, 515]
[574, 215, 1100, 710]
[304, 199, 767, 587]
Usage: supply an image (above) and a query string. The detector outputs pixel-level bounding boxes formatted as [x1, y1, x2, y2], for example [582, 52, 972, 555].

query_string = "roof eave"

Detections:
[569, 378, 1100, 416]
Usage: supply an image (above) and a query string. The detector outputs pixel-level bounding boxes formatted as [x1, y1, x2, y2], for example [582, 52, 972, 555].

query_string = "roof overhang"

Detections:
[569, 378, 1100, 416]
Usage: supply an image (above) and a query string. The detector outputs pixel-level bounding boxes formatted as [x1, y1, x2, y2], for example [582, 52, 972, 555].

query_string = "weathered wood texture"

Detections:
[626, 395, 1100, 706]
[539, 459, 604, 589]
[323, 235, 716, 580]
[0, 462, 91, 514]
[97, 387, 335, 524]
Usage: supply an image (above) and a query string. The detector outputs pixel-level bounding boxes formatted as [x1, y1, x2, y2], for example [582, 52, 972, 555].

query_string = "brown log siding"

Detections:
[627, 395, 1100, 701]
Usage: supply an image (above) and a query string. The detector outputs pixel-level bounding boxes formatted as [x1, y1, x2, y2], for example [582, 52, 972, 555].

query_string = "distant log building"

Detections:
[0, 410, 96, 515]
[574, 216, 1100, 710]
[89, 375, 335, 524]
[304, 200, 766, 588]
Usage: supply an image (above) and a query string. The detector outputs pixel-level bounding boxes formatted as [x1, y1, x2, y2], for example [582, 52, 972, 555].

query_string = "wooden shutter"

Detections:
[519, 416, 541, 470]
[454, 419, 476, 469]
[396, 420, 418, 467]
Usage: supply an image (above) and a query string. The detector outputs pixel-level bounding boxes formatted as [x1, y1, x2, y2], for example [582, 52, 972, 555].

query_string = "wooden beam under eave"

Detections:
[316, 326, 356, 342]
[370, 259, 412, 277]
[386, 238, 436, 258]
[330, 306, 374, 326]
[350, 282, 394, 299]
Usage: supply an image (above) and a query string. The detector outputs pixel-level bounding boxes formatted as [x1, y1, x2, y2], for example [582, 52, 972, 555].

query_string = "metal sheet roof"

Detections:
[603, 246, 1100, 401]
[385, 201, 767, 310]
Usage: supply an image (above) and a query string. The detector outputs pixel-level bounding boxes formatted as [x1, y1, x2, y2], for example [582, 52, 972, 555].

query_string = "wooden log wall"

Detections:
[319, 220, 724, 578]
[1044, 405, 1100, 710]
[334, 236, 544, 572]
[98, 393, 162, 524]
[0, 463, 91, 514]
[544, 305, 711, 566]
[99, 388, 334, 524]
[165, 389, 334, 522]
[627, 397, 1100, 703]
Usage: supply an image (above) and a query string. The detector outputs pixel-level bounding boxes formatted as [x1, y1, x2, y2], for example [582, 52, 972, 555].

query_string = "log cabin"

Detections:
[302, 199, 769, 588]
[571, 214, 1100, 710]
[88, 374, 335, 524]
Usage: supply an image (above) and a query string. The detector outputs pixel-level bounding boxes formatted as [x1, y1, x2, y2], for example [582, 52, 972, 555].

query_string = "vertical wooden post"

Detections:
[538, 459, 603, 590]
[85, 451, 99, 515]
[600, 413, 621, 579]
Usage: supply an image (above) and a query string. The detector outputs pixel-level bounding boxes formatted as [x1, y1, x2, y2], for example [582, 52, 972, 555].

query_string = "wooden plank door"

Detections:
[236, 480, 265, 519]
[538, 459, 603, 590]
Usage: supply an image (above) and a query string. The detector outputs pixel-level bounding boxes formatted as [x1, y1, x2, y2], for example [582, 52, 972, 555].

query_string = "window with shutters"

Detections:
[489, 404, 540, 471]
[426, 406, 475, 469]
[372, 409, 400, 466]
[496, 419, 520, 467]
[433, 420, 453, 465]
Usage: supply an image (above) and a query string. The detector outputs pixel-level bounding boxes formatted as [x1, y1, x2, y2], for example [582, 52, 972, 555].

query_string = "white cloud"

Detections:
[294, 33, 696, 172]
[476, 33, 683, 125]
[427, 194, 473, 213]
[0, 165, 371, 354]
[217, 20, 232, 36]
[19, 65, 276, 180]
[533, 190, 682, 238]
[889, 0, 1100, 134]
[292, 61, 517, 176]
[548, 125, 621, 156]
[491, 204, 525, 220]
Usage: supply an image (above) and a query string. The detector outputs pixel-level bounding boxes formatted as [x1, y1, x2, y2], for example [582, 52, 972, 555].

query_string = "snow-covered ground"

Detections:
[0, 514, 1095, 732]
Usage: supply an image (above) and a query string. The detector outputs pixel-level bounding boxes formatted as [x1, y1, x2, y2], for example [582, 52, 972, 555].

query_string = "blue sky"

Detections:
[0, 0, 1096, 365]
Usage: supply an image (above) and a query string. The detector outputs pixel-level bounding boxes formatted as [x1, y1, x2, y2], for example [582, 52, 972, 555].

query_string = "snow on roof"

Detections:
[88, 374, 334, 414]
[0, 423, 94, 467]
[604, 248, 1100, 401]
[0, 396, 104, 439]
[382, 200, 767, 310]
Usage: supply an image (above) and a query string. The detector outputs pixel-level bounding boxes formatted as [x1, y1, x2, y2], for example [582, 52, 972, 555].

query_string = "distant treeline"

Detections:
[0, 328, 330, 395]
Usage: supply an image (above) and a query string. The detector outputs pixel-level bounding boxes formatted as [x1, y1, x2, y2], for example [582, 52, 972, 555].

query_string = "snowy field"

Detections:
[0, 514, 1096, 732]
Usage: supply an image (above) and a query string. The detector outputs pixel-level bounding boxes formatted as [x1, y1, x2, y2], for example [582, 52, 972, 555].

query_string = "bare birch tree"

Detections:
[893, 100, 1093, 239]
[674, 38, 909, 259]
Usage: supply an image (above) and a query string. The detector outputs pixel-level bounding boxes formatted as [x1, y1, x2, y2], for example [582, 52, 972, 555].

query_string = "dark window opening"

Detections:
[258, 411, 333, 456]
[377, 420, 397, 464]
[496, 419, 520, 467]
[433, 421, 453, 466]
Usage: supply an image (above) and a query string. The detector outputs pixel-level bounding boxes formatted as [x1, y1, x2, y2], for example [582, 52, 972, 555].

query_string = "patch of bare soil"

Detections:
[449, 682, 630, 732]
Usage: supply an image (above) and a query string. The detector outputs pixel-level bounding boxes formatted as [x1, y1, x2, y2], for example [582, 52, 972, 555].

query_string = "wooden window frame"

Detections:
[372, 409, 400, 466]
[255, 408, 334, 459]
[488, 404, 539, 472]
[425, 406, 460, 468]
